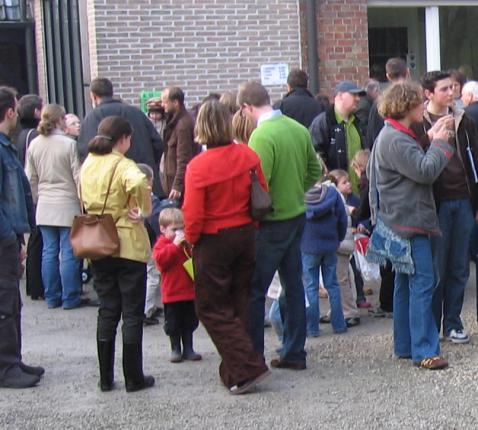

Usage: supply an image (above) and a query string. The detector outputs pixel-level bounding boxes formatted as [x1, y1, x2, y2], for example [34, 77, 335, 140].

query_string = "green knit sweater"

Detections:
[249, 114, 321, 221]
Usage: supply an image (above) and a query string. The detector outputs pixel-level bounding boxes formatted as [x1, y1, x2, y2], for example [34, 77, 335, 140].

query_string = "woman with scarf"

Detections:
[367, 82, 453, 370]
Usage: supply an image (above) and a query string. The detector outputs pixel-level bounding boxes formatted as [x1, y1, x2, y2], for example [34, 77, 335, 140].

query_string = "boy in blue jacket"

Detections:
[301, 178, 348, 336]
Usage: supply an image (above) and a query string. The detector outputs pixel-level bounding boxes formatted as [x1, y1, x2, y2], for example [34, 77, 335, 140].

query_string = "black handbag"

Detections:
[250, 168, 273, 221]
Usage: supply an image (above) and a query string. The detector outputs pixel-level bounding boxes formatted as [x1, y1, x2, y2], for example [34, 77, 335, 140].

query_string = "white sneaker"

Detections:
[446, 329, 470, 344]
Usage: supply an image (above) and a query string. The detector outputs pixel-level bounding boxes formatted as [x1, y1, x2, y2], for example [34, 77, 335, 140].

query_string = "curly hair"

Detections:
[378, 82, 423, 120]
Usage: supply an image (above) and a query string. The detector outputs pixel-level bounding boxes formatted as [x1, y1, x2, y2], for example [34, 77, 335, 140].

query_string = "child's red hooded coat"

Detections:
[153, 235, 195, 303]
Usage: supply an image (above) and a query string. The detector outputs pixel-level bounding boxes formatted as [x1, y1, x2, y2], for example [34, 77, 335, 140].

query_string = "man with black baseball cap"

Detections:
[309, 80, 365, 191]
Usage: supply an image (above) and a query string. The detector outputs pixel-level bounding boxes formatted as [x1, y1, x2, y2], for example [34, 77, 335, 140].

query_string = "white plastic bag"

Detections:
[354, 235, 381, 283]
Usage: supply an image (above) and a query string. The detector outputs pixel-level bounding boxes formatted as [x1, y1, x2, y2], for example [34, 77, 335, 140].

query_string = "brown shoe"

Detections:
[318, 287, 328, 299]
[363, 287, 374, 296]
[270, 358, 306, 370]
[413, 356, 448, 370]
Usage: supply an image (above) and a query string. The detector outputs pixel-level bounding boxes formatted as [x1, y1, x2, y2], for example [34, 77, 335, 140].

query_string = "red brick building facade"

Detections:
[19, 1, 478, 113]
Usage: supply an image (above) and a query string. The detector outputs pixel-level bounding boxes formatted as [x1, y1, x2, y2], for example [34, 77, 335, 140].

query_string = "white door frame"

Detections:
[425, 6, 440, 71]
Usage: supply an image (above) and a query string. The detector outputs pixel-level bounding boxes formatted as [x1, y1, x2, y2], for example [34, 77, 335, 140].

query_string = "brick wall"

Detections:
[87, 0, 302, 108]
[315, 0, 369, 99]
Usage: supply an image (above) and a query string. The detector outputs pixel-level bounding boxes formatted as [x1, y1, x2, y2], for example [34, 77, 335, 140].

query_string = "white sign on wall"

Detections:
[260, 64, 289, 86]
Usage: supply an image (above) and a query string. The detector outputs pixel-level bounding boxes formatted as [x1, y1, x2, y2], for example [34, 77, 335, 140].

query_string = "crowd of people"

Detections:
[1, 57, 478, 393]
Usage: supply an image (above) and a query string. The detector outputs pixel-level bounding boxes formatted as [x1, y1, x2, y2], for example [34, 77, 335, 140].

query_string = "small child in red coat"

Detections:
[153, 208, 201, 363]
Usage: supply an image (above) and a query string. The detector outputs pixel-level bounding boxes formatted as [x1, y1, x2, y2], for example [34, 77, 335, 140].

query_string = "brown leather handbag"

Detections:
[70, 161, 121, 260]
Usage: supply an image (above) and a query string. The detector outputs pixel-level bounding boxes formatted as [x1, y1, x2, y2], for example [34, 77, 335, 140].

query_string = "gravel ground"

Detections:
[1, 269, 478, 430]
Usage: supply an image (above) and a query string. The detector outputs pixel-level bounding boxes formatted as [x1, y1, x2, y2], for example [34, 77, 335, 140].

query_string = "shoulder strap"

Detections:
[78, 158, 122, 216]
[100, 159, 122, 216]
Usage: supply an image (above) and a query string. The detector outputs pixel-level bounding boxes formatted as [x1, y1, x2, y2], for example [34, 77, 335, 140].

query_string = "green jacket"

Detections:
[249, 113, 321, 221]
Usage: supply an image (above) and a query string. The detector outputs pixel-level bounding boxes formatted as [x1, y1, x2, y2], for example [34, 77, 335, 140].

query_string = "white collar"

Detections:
[257, 109, 282, 126]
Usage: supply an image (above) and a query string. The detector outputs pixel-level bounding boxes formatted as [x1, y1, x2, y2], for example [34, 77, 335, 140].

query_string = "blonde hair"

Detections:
[195, 100, 233, 148]
[328, 169, 349, 183]
[351, 149, 370, 172]
[37, 104, 66, 136]
[378, 81, 423, 120]
[159, 208, 183, 228]
[232, 109, 256, 144]
[219, 91, 239, 115]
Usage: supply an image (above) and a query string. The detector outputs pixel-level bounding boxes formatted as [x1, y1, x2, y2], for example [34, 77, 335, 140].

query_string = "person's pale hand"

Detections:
[433, 120, 453, 142]
[173, 231, 185, 246]
[428, 115, 454, 141]
[127, 207, 143, 223]
[169, 189, 181, 200]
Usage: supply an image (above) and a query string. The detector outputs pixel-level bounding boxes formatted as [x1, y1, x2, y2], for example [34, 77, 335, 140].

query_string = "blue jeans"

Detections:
[394, 235, 440, 362]
[40, 226, 81, 309]
[249, 215, 306, 363]
[431, 198, 474, 335]
[302, 251, 347, 335]
[269, 299, 283, 342]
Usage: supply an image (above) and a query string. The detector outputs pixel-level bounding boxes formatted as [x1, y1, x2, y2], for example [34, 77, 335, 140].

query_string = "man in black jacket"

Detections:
[273, 69, 323, 128]
[78, 78, 164, 196]
[309, 80, 365, 191]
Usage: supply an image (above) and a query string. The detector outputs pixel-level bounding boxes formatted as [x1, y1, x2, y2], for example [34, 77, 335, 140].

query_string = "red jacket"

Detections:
[183, 143, 267, 244]
[152, 235, 195, 303]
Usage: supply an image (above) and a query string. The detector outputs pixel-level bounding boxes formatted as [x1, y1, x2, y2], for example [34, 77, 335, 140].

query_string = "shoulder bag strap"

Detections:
[100, 159, 122, 216]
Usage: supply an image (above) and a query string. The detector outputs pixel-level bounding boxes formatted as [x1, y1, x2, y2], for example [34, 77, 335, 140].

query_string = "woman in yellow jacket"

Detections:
[80, 116, 154, 393]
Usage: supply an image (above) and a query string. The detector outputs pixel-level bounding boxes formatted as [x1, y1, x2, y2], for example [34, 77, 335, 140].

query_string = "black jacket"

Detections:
[365, 101, 384, 150]
[78, 98, 164, 196]
[465, 101, 478, 128]
[410, 108, 478, 211]
[15, 118, 40, 167]
[309, 105, 364, 171]
[274, 87, 323, 128]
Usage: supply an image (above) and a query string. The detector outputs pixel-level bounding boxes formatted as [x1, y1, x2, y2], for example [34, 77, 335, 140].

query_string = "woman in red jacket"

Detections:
[183, 101, 270, 395]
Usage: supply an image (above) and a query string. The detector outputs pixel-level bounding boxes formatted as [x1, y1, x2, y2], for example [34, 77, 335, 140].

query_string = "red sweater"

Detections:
[183, 143, 267, 244]
[152, 235, 195, 303]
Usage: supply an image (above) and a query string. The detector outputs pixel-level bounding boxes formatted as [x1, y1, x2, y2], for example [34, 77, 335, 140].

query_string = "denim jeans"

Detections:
[431, 198, 474, 335]
[40, 226, 81, 309]
[394, 235, 440, 362]
[249, 215, 306, 363]
[268, 299, 283, 342]
[302, 251, 347, 335]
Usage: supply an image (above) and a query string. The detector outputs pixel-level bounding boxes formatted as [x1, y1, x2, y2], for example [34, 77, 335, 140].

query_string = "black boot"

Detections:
[181, 330, 202, 361]
[122, 342, 155, 393]
[170, 336, 182, 363]
[97, 339, 115, 392]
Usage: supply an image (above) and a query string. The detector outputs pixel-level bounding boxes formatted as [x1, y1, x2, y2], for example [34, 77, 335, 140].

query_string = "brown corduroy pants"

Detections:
[193, 224, 268, 388]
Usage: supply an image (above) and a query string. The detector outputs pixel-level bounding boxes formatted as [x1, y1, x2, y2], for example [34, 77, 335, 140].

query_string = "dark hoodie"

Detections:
[300, 182, 348, 254]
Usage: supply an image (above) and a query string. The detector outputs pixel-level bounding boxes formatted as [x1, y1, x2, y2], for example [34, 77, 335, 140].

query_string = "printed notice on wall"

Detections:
[260, 64, 289, 86]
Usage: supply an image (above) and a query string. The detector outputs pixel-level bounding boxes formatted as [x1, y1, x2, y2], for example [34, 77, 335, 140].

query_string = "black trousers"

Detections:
[0, 240, 23, 378]
[379, 261, 395, 312]
[25, 228, 44, 299]
[163, 301, 198, 336]
[91, 257, 146, 344]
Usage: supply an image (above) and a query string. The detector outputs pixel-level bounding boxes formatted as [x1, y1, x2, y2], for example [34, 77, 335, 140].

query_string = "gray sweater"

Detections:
[368, 122, 454, 238]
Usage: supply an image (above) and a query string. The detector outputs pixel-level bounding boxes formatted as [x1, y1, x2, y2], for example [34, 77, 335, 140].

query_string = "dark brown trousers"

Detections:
[193, 224, 268, 388]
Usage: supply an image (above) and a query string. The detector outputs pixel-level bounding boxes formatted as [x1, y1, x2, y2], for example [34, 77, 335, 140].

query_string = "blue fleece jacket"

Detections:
[300, 183, 348, 254]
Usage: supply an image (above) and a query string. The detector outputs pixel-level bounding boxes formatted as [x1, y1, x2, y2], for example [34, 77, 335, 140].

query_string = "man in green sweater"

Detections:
[238, 81, 321, 370]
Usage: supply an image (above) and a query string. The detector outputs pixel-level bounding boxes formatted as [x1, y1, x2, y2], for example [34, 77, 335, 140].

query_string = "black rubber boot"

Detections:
[122, 342, 155, 393]
[181, 330, 202, 361]
[170, 336, 183, 363]
[97, 339, 115, 392]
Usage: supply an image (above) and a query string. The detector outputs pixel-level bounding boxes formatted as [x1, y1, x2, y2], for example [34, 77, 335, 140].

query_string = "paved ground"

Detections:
[2, 268, 478, 430]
